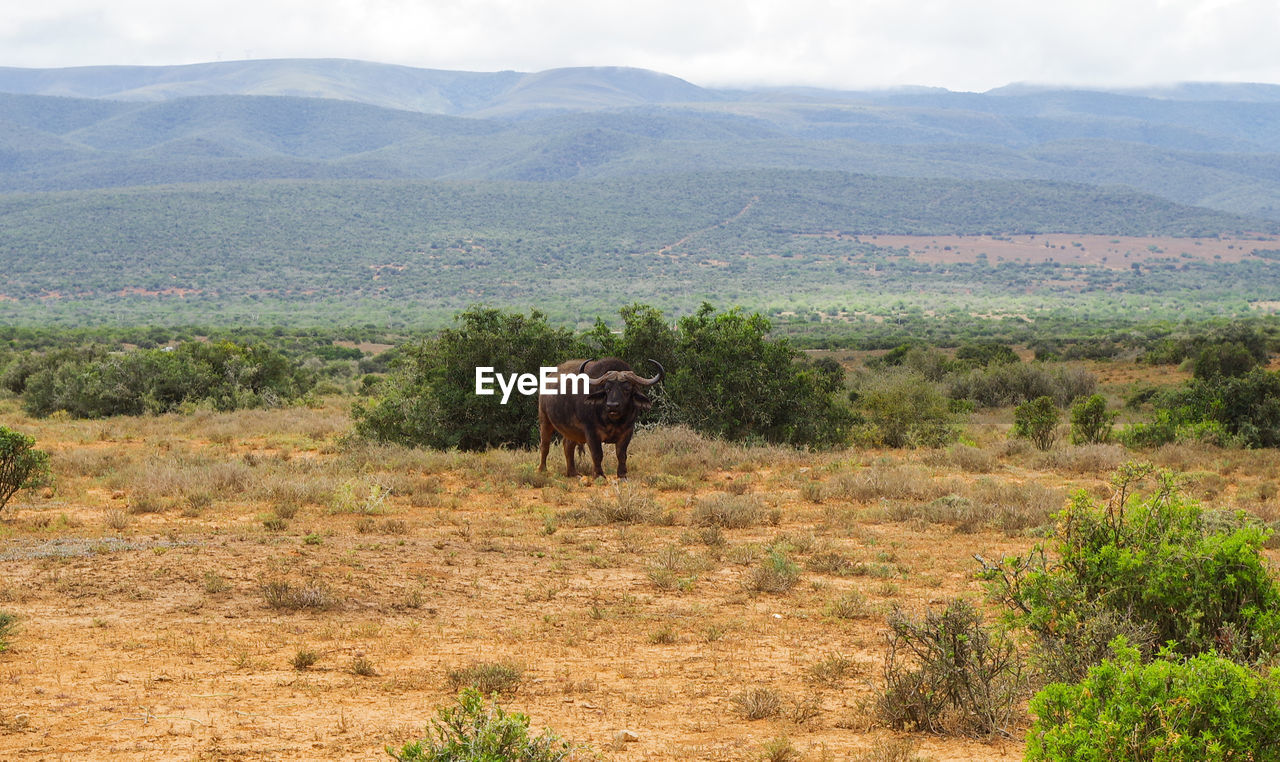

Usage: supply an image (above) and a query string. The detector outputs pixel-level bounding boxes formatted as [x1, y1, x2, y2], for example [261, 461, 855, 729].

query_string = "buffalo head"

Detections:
[582, 359, 664, 421]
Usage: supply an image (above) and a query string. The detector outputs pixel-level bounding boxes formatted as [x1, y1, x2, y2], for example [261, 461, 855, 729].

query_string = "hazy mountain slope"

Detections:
[2, 59, 1280, 221]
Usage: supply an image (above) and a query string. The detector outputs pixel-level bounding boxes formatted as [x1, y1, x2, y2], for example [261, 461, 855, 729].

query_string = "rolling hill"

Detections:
[1, 59, 1279, 329]
[2, 60, 1280, 220]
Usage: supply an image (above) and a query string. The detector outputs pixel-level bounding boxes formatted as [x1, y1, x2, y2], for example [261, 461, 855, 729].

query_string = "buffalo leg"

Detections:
[561, 438, 579, 477]
[584, 432, 606, 478]
[615, 429, 634, 479]
[538, 411, 554, 473]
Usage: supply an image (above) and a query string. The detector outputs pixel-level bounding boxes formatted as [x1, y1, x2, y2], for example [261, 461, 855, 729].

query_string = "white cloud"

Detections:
[1, 0, 1278, 90]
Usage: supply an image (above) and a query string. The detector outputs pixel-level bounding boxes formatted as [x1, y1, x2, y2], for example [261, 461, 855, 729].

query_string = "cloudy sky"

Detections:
[2, 0, 1278, 92]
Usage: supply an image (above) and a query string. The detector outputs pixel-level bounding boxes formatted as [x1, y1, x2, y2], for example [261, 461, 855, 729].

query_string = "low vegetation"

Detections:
[391, 688, 580, 762]
[2, 314, 1280, 759]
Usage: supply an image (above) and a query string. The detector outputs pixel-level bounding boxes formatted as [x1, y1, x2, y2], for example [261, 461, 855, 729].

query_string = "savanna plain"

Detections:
[3, 355, 1277, 761]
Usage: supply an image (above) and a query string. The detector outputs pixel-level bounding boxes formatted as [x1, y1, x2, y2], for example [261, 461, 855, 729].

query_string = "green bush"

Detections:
[356, 303, 854, 451]
[947, 362, 1096, 408]
[352, 307, 582, 450]
[20, 341, 312, 418]
[955, 341, 1020, 368]
[665, 304, 854, 448]
[1069, 393, 1117, 445]
[1193, 341, 1261, 380]
[983, 465, 1280, 663]
[0, 427, 50, 513]
[1013, 396, 1061, 451]
[851, 368, 960, 448]
[1124, 369, 1280, 449]
[390, 688, 579, 762]
[1027, 640, 1280, 761]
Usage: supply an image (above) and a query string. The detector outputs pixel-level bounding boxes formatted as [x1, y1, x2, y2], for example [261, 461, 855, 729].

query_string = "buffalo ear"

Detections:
[586, 390, 607, 401]
[632, 392, 653, 411]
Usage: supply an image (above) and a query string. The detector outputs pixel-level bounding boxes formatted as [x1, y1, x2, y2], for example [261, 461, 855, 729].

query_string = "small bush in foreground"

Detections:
[0, 427, 50, 513]
[983, 464, 1280, 663]
[1026, 639, 1280, 761]
[391, 688, 579, 762]
[877, 599, 1025, 737]
[447, 661, 524, 696]
[0, 610, 17, 652]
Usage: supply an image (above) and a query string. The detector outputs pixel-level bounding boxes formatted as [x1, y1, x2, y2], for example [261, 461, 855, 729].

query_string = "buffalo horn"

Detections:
[625, 359, 664, 386]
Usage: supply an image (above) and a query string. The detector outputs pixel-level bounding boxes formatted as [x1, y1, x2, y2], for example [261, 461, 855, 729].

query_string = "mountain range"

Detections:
[2, 58, 1279, 222]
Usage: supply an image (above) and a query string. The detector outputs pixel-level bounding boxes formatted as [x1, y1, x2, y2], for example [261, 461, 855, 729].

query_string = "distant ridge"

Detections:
[1, 58, 1280, 222]
[0, 59, 715, 116]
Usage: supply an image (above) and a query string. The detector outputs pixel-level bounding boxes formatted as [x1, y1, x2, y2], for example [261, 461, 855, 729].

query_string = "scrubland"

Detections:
[1, 365, 1278, 760]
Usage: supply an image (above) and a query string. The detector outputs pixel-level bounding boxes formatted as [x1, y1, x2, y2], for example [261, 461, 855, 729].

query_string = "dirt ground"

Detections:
[1, 365, 1277, 760]
[857, 233, 1280, 268]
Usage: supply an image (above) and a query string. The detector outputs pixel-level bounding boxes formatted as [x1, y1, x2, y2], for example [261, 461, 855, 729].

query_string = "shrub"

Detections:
[21, 341, 311, 418]
[851, 368, 960, 448]
[447, 661, 524, 696]
[352, 307, 582, 450]
[0, 427, 50, 513]
[291, 648, 320, 670]
[1013, 396, 1061, 451]
[731, 686, 782, 720]
[1026, 640, 1280, 761]
[1124, 369, 1280, 449]
[0, 610, 16, 652]
[955, 341, 1019, 368]
[391, 688, 578, 762]
[261, 579, 337, 611]
[690, 493, 766, 529]
[982, 464, 1280, 664]
[1068, 394, 1117, 445]
[948, 362, 1096, 408]
[743, 550, 801, 594]
[354, 303, 856, 451]
[667, 303, 854, 448]
[876, 599, 1025, 736]
[1192, 341, 1261, 380]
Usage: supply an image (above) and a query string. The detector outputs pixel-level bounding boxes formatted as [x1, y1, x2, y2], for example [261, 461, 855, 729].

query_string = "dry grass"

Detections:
[5, 370, 1263, 760]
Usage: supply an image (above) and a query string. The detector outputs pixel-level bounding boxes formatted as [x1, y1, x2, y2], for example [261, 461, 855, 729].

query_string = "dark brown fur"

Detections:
[537, 358, 660, 478]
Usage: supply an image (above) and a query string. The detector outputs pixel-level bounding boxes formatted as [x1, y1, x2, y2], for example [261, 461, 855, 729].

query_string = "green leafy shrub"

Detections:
[1068, 393, 1117, 445]
[20, 341, 312, 418]
[983, 464, 1280, 664]
[666, 303, 854, 448]
[876, 598, 1025, 737]
[0, 427, 50, 513]
[1122, 369, 1280, 448]
[1193, 341, 1262, 380]
[954, 341, 1020, 368]
[1026, 639, 1280, 761]
[390, 688, 578, 762]
[1013, 396, 1061, 451]
[355, 302, 854, 451]
[851, 368, 961, 448]
[352, 307, 582, 450]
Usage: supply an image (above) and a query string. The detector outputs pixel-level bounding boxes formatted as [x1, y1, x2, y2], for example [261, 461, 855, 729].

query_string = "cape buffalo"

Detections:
[537, 357, 664, 479]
